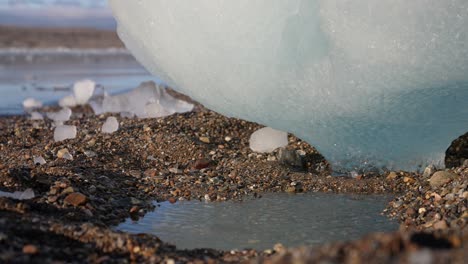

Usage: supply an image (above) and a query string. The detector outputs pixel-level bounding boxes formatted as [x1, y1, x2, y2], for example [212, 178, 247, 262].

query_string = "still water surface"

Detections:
[117, 192, 398, 251]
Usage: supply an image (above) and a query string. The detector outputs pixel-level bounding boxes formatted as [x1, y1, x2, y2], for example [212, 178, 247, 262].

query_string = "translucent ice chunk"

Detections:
[0, 188, 35, 200]
[59, 95, 77, 108]
[110, 0, 468, 171]
[249, 127, 288, 153]
[47, 108, 72, 122]
[73, 79, 95, 105]
[23, 98, 42, 109]
[101, 116, 119, 133]
[54, 125, 77, 142]
[33, 156, 46, 165]
[30, 112, 44, 120]
[90, 81, 193, 118]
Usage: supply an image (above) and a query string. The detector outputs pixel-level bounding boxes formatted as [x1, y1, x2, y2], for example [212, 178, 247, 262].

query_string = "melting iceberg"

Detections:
[110, 0, 468, 172]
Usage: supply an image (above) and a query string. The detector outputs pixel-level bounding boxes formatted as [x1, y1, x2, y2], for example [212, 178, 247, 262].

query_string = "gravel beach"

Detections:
[0, 95, 466, 263]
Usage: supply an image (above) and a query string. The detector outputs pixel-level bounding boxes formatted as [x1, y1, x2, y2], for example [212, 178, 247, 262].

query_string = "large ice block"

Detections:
[109, 0, 468, 172]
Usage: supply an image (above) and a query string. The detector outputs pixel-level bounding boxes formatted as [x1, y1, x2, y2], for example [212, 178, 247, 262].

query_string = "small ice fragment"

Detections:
[23, 98, 42, 109]
[57, 148, 73, 160]
[0, 188, 35, 200]
[30, 112, 43, 120]
[54, 125, 77, 142]
[144, 101, 173, 118]
[73, 79, 95, 105]
[47, 107, 72, 122]
[249, 127, 288, 153]
[59, 95, 77, 108]
[101, 116, 119, 134]
[33, 156, 46, 165]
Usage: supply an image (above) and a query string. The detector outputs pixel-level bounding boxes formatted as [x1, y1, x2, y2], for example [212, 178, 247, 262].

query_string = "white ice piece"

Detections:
[101, 116, 119, 133]
[54, 125, 77, 142]
[90, 81, 193, 118]
[30, 112, 44, 120]
[59, 94, 77, 108]
[249, 127, 288, 153]
[23, 98, 42, 109]
[47, 107, 72, 122]
[110, 0, 468, 172]
[73, 79, 95, 105]
[33, 156, 47, 165]
[0, 188, 35, 200]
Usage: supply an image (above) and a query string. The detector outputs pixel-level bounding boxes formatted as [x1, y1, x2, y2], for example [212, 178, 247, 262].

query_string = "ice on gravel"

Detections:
[0, 188, 35, 200]
[23, 98, 42, 110]
[73, 79, 95, 105]
[59, 95, 78, 108]
[90, 81, 193, 118]
[249, 127, 288, 153]
[54, 125, 77, 142]
[102, 116, 119, 134]
[33, 156, 47, 165]
[30, 112, 44, 120]
[110, 0, 468, 172]
[47, 108, 72, 122]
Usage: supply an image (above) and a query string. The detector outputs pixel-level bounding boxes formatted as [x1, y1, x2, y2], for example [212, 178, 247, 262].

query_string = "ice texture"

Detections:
[54, 125, 77, 142]
[0, 188, 35, 200]
[250, 127, 288, 153]
[101, 116, 119, 134]
[29, 112, 44, 120]
[47, 107, 72, 122]
[90, 81, 193, 118]
[110, 1, 468, 172]
[73, 79, 95, 105]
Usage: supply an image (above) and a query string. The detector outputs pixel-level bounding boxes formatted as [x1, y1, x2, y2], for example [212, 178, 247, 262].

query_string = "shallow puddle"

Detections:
[117, 193, 398, 251]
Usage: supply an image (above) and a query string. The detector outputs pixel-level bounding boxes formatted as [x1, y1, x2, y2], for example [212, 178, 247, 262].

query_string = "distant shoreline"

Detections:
[0, 25, 124, 49]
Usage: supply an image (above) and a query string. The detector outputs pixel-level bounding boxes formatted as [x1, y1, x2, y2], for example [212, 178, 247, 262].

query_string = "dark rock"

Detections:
[277, 148, 306, 170]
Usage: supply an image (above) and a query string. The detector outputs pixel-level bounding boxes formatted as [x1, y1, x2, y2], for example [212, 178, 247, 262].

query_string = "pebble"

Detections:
[277, 148, 305, 169]
[429, 171, 457, 188]
[386, 172, 398, 181]
[64, 192, 87, 206]
[194, 159, 211, 170]
[57, 148, 73, 160]
[22, 244, 38, 254]
[423, 165, 436, 178]
[33, 156, 46, 165]
[433, 220, 448, 230]
[199, 136, 210, 144]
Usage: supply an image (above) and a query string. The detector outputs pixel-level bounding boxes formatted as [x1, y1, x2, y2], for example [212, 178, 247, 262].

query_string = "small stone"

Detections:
[386, 172, 398, 181]
[169, 167, 182, 174]
[418, 207, 426, 215]
[204, 194, 211, 201]
[57, 148, 73, 160]
[277, 148, 305, 169]
[403, 177, 415, 184]
[224, 136, 232, 142]
[168, 197, 177, 204]
[130, 206, 139, 214]
[423, 165, 436, 178]
[64, 192, 87, 207]
[462, 191, 468, 199]
[144, 169, 158, 177]
[429, 171, 457, 188]
[22, 244, 38, 254]
[433, 220, 448, 230]
[199, 136, 210, 144]
[61, 187, 74, 195]
[286, 186, 296, 193]
[130, 197, 142, 205]
[194, 159, 211, 170]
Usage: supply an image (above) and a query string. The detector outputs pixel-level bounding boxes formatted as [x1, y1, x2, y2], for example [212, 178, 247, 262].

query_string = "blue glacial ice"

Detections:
[109, 0, 468, 172]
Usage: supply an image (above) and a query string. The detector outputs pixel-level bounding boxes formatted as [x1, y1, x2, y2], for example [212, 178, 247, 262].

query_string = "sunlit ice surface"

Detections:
[110, 0, 468, 172]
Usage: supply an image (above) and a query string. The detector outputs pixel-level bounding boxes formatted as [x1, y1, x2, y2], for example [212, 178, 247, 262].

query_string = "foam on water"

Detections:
[110, 0, 468, 172]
